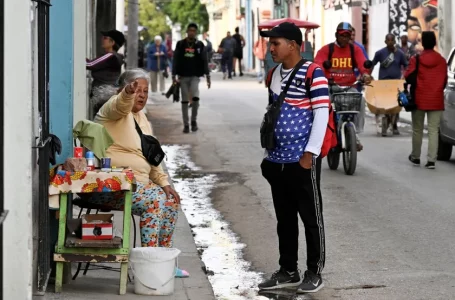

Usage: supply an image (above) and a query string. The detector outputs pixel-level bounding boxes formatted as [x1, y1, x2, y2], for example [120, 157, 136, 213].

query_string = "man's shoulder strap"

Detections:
[415, 54, 420, 70]
[304, 62, 319, 96]
[328, 43, 335, 61]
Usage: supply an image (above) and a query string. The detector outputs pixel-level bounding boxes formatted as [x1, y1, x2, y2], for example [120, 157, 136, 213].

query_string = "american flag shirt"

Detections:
[266, 61, 330, 163]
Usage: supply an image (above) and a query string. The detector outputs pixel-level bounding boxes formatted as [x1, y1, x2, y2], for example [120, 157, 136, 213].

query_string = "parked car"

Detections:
[438, 47, 455, 160]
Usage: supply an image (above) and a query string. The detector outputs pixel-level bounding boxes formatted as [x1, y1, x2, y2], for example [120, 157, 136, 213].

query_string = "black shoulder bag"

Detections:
[134, 119, 165, 166]
[404, 54, 419, 112]
[260, 59, 306, 150]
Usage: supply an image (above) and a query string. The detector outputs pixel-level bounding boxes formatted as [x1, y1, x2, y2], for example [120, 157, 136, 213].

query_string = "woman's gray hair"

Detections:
[91, 84, 118, 117]
[117, 68, 150, 90]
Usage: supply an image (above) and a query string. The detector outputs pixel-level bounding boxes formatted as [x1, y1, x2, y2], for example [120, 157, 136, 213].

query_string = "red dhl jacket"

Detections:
[314, 42, 368, 86]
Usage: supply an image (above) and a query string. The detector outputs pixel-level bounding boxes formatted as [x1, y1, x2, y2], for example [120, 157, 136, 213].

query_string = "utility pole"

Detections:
[127, 0, 139, 69]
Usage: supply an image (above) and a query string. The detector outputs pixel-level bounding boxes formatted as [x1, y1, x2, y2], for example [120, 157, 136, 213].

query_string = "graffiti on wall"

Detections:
[389, 0, 439, 52]
[407, 0, 439, 52]
[388, 0, 409, 40]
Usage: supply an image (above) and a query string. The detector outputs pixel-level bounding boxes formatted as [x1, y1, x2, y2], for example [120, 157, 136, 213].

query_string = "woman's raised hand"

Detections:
[125, 80, 139, 94]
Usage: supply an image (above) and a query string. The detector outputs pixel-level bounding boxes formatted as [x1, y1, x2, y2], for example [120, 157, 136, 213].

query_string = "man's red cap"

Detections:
[423, 0, 437, 8]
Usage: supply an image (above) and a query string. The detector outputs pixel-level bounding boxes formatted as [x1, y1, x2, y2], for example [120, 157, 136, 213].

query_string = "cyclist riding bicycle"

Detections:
[314, 22, 372, 150]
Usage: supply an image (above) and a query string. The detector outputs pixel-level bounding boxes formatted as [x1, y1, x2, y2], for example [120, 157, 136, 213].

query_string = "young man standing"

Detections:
[259, 22, 330, 293]
[405, 31, 447, 169]
[173, 23, 211, 133]
[372, 33, 408, 136]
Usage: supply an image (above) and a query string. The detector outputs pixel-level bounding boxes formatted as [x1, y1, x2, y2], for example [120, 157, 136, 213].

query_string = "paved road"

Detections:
[149, 74, 455, 300]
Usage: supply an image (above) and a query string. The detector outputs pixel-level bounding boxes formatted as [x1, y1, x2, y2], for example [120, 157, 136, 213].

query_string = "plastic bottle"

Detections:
[86, 151, 95, 171]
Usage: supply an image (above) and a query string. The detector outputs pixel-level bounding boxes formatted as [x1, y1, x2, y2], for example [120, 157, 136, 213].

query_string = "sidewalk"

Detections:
[37, 119, 215, 300]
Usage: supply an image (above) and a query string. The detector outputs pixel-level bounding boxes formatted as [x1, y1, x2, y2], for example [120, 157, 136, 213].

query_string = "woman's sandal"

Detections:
[175, 267, 190, 278]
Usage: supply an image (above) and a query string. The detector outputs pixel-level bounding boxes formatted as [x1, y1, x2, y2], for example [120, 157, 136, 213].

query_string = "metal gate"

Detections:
[0, 1, 7, 299]
[32, 0, 52, 294]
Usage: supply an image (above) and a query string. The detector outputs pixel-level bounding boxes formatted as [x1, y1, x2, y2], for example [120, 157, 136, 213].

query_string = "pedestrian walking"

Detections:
[258, 22, 330, 294]
[147, 35, 168, 95]
[372, 33, 408, 136]
[232, 27, 245, 77]
[165, 33, 173, 71]
[172, 23, 211, 133]
[218, 31, 236, 79]
[405, 31, 447, 169]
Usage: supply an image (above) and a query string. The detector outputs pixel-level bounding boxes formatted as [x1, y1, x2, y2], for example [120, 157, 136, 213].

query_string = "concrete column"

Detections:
[3, 1, 33, 299]
[50, 0, 74, 163]
[439, 0, 452, 58]
[74, 0, 88, 125]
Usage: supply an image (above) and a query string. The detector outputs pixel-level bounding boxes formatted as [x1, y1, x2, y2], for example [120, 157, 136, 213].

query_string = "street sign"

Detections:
[213, 12, 222, 20]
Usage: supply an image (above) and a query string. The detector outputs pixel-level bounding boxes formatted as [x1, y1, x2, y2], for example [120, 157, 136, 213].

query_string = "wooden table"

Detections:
[49, 168, 136, 295]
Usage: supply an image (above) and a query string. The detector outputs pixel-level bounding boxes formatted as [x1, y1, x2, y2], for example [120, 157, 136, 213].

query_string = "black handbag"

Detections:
[260, 59, 306, 150]
[134, 119, 165, 166]
[404, 54, 420, 112]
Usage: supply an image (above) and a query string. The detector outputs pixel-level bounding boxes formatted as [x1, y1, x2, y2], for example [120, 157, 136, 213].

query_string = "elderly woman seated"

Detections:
[90, 68, 188, 277]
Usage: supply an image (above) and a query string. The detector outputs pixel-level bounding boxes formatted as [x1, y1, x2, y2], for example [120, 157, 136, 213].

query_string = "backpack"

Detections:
[328, 42, 357, 72]
[403, 54, 419, 112]
[265, 62, 337, 158]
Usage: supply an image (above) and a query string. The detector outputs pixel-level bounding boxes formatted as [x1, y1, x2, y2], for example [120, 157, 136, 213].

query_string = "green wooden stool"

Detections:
[54, 190, 133, 295]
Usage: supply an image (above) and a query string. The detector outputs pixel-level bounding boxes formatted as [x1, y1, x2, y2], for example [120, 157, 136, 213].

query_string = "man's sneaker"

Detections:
[408, 155, 420, 166]
[425, 162, 435, 169]
[183, 126, 190, 134]
[258, 268, 301, 290]
[393, 129, 400, 135]
[297, 270, 324, 293]
[191, 121, 198, 132]
[223, 73, 227, 80]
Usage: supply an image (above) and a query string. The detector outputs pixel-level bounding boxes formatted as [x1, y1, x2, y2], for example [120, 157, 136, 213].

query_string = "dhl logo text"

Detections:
[331, 58, 352, 68]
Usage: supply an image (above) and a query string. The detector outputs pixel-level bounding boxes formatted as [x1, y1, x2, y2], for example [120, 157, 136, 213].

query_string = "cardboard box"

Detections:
[81, 214, 114, 240]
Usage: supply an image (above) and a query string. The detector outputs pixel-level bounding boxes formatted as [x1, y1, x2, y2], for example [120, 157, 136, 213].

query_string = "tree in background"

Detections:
[125, 0, 170, 44]
[161, 0, 209, 33]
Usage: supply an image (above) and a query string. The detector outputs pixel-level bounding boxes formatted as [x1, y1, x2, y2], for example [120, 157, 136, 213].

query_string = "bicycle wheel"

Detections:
[342, 123, 357, 175]
[327, 148, 340, 170]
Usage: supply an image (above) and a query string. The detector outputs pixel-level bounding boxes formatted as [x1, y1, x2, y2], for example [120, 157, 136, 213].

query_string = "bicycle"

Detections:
[326, 81, 365, 175]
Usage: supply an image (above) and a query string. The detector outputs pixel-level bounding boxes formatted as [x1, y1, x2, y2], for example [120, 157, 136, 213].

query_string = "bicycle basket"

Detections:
[332, 93, 362, 112]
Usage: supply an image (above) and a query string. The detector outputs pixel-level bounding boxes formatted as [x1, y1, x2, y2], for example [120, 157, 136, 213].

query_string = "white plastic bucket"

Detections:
[129, 247, 181, 296]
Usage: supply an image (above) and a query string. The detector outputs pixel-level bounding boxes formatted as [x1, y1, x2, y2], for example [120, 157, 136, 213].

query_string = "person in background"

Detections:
[147, 35, 167, 95]
[202, 32, 213, 62]
[258, 22, 329, 294]
[232, 27, 245, 77]
[86, 29, 125, 97]
[397, 32, 417, 61]
[253, 37, 267, 84]
[372, 33, 408, 136]
[219, 31, 236, 79]
[351, 27, 368, 59]
[165, 33, 173, 72]
[92, 68, 189, 278]
[315, 22, 372, 150]
[405, 31, 447, 169]
[173, 23, 211, 133]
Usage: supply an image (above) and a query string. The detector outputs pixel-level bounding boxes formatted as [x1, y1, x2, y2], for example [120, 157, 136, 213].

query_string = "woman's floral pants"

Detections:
[88, 180, 179, 247]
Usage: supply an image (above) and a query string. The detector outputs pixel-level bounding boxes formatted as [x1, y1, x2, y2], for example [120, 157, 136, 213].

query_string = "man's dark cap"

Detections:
[336, 22, 353, 35]
[101, 30, 126, 48]
[422, 31, 436, 49]
[260, 22, 303, 46]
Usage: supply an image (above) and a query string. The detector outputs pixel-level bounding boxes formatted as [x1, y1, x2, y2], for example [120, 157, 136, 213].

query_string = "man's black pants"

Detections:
[261, 157, 325, 275]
